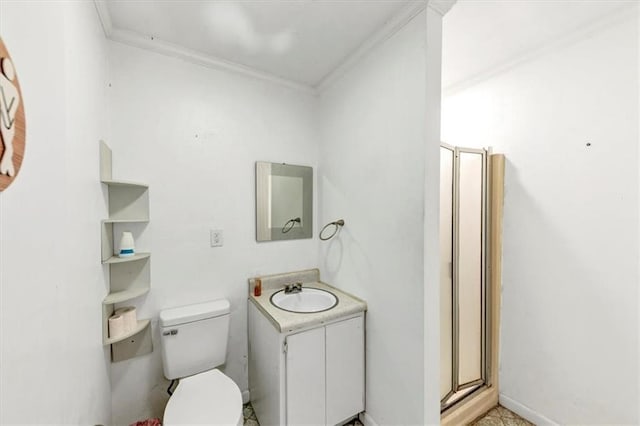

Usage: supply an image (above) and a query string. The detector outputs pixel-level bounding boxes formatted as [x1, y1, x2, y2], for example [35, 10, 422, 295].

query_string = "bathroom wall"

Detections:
[107, 42, 319, 424]
[0, 1, 112, 424]
[638, 7, 640, 425]
[442, 7, 639, 425]
[317, 9, 437, 425]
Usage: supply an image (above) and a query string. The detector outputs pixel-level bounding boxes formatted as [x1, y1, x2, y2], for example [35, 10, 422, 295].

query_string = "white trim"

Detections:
[443, 2, 637, 95]
[637, 5, 640, 425]
[637, 5, 640, 424]
[315, 1, 427, 93]
[423, 6, 444, 426]
[241, 389, 250, 405]
[427, 0, 457, 17]
[359, 411, 379, 426]
[108, 28, 316, 95]
[92, 0, 434, 96]
[93, 0, 113, 37]
[92, 0, 314, 95]
[499, 394, 559, 426]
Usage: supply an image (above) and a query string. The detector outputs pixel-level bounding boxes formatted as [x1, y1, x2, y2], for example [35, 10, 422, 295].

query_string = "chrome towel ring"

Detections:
[319, 219, 345, 241]
[282, 217, 301, 233]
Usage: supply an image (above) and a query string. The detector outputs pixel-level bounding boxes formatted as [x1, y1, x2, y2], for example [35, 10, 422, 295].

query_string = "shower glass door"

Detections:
[440, 144, 488, 412]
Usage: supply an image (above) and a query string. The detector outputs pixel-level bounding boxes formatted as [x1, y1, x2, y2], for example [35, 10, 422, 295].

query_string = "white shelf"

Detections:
[102, 252, 151, 265]
[101, 179, 148, 189]
[100, 141, 153, 362]
[102, 218, 149, 224]
[104, 319, 151, 345]
[103, 287, 150, 305]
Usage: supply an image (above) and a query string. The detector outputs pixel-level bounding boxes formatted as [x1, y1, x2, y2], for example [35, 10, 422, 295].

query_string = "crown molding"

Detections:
[92, 0, 315, 95]
[427, 0, 457, 17]
[108, 28, 316, 95]
[92, 0, 437, 97]
[443, 2, 637, 95]
[93, 0, 113, 37]
[315, 1, 428, 94]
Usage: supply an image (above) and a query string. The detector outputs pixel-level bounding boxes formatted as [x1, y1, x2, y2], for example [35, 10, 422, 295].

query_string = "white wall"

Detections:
[318, 10, 436, 425]
[0, 1, 112, 424]
[423, 8, 445, 425]
[107, 42, 319, 425]
[443, 7, 639, 425]
[638, 7, 640, 425]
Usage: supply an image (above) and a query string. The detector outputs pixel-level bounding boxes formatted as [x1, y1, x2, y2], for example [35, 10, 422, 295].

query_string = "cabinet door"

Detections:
[286, 327, 326, 425]
[326, 316, 365, 425]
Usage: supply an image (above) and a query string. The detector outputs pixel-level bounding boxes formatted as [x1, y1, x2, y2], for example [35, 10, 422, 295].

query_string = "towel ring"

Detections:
[319, 219, 345, 241]
[282, 217, 301, 233]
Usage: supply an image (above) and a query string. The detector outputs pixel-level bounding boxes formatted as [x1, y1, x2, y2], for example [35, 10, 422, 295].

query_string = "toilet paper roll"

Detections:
[108, 314, 125, 339]
[114, 306, 137, 333]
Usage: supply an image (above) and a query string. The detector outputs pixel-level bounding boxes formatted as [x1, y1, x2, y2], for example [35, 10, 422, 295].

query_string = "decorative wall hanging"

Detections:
[0, 37, 26, 191]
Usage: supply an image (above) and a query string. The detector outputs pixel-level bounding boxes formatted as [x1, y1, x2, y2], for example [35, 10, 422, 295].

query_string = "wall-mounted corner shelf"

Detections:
[101, 179, 149, 189]
[103, 319, 151, 345]
[102, 218, 149, 224]
[102, 252, 151, 265]
[103, 287, 150, 305]
[100, 140, 153, 363]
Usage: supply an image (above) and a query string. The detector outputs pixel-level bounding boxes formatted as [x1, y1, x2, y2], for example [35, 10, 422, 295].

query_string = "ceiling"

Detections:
[102, 0, 411, 88]
[442, 0, 632, 90]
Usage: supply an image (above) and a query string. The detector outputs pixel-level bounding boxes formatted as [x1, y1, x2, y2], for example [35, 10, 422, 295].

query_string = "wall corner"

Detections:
[427, 0, 457, 17]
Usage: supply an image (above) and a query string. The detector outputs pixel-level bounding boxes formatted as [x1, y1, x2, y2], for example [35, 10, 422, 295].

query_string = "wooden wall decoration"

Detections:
[0, 37, 26, 191]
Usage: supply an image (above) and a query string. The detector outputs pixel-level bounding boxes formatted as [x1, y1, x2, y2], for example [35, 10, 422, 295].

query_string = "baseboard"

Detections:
[359, 411, 379, 426]
[242, 389, 250, 404]
[441, 386, 498, 426]
[499, 394, 559, 426]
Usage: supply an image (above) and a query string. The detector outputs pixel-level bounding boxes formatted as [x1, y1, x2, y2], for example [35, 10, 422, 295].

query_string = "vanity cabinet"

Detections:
[325, 316, 366, 425]
[287, 316, 365, 426]
[248, 303, 365, 426]
[286, 327, 326, 424]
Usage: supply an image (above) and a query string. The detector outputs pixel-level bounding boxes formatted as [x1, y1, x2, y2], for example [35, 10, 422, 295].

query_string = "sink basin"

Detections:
[270, 288, 338, 313]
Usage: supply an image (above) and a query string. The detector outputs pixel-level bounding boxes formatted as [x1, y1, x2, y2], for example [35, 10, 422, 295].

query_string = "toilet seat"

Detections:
[163, 369, 243, 426]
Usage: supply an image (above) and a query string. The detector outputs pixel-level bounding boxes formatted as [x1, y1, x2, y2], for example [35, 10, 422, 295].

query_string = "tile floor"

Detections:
[471, 405, 535, 426]
[242, 402, 532, 426]
[342, 417, 364, 426]
[243, 403, 259, 426]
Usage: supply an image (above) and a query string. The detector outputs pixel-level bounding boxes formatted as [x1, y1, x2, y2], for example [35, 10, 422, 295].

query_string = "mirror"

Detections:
[256, 161, 312, 241]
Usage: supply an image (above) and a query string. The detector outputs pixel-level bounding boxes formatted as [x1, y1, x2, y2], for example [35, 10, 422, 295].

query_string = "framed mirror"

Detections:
[256, 161, 313, 241]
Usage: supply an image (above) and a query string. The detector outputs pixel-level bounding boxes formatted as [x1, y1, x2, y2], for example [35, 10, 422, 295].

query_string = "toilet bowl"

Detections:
[163, 369, 242, 426]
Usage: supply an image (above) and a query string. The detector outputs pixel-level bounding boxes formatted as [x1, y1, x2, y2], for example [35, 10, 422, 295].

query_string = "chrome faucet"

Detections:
[284, 282, 303, 294]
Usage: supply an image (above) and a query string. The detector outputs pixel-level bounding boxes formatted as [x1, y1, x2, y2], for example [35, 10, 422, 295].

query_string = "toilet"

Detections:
[160, 299, 243, 426]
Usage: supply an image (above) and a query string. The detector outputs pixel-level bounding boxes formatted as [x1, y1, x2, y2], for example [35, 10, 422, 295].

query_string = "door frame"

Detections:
[441, 153, 505, 425]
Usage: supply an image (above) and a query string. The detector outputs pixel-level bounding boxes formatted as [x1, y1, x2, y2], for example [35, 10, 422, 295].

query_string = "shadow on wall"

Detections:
[499, 160, 638, 424]
[319, 174, 375, 289]
[111, 344, 170, 423]
[323, 232, 344, 278]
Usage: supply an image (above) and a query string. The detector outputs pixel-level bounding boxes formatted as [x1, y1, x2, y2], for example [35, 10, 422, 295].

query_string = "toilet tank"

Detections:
[160, 299, 230, 380]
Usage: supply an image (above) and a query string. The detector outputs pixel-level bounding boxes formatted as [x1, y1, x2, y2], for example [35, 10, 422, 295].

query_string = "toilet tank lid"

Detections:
[160, 299, 230, 327]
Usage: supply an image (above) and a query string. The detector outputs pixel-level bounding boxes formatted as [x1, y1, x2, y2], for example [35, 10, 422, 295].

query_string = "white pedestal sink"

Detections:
[270, 288, 338, 313]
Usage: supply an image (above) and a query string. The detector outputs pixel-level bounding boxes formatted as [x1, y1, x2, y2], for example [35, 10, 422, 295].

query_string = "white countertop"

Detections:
[248, 270, 367, 333]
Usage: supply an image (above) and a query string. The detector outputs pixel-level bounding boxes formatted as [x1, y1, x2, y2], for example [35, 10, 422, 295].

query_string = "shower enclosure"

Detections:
[440, 144, 491, 412]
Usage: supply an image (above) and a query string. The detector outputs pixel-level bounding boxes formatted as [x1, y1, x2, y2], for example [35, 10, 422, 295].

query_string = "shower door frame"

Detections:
[440, 143, 492, 412]
[441, 151, 504, 426]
